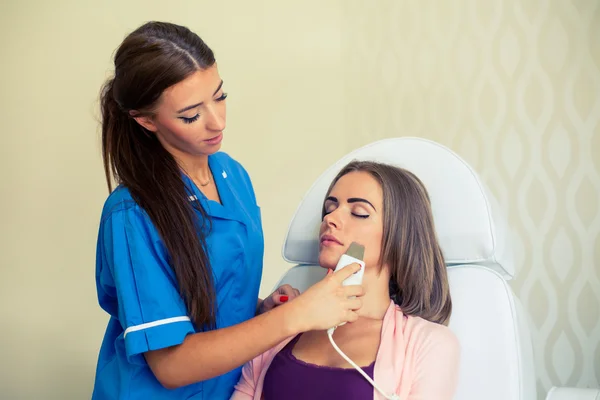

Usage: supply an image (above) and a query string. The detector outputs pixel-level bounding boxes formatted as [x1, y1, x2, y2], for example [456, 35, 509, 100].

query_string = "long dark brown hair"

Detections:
[323, 161, 452, 325]
[100, 21, 216, 328]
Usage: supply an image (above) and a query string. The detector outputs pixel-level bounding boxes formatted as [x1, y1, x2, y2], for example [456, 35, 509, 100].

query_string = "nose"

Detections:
[205, 105, 226, 132]
[323, 209, 341, 229]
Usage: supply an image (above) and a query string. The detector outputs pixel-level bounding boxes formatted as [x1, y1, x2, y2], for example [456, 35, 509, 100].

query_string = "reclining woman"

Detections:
[231, 160, 461, 400]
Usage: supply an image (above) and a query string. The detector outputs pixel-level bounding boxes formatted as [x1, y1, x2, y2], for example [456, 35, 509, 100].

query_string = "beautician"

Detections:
[92, 21, 363, 400]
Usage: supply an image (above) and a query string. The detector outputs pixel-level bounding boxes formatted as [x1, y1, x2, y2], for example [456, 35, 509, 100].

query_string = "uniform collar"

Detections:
[182, 155, 246, 224]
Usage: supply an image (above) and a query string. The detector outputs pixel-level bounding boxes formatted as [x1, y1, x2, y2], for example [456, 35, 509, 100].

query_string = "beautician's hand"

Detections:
[257, 284, 301, 315]
[287, 263, 364, 332]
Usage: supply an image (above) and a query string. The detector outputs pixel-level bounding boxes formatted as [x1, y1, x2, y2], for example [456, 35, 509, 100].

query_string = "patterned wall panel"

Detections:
[341, 1, 600, 397]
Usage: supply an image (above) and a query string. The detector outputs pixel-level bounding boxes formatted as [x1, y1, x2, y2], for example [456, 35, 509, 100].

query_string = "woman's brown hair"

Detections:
[322, 161, 452, 325]
[100, 21, 216, 328]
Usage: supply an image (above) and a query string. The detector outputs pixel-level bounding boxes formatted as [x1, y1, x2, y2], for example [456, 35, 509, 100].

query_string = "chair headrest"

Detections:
[282, 137, 516, 279]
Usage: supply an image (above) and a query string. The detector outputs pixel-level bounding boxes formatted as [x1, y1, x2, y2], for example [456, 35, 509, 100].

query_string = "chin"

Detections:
[318, 251, 339, 270]
[210, 142, 223, 152]
[197, 143, 222, 156]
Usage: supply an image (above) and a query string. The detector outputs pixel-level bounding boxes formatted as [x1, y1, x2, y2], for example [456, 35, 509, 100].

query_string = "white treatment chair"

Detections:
[273, 137, 598, 400]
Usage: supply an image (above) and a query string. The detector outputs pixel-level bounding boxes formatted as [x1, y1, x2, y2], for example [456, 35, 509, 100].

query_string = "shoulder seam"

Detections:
[100, 200, 141, 224]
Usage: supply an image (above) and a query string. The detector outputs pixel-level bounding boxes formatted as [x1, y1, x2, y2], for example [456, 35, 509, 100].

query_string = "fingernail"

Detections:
[280, 296, 289, 302]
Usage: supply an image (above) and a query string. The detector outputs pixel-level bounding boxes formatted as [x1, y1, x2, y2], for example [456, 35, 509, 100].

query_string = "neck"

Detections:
[354, 266, 391, 320]
[175, 152, 212, 185]
[157, 137, 212, 184]
[157, 135, 212, 183]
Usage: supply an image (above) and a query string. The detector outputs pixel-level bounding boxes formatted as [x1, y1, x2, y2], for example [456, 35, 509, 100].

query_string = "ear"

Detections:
[129, 111, 158, 133]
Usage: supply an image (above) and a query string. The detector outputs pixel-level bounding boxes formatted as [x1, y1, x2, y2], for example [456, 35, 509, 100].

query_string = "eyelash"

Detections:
[179, 93, 228, 124]
[181, 114, 199, 124]
[323, 210, 369, 219]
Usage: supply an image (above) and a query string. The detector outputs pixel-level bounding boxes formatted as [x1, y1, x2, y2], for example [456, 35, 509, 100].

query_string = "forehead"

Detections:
[157, 65, 221, 112]
[329, 171, 382, 203]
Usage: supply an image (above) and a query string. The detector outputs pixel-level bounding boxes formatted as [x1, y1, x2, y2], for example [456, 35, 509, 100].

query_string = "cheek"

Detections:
[157, 118, 186, 138]
[364, 229, 384, 267]
[169, 122, 206, 146]
[173, 122, 196, 138]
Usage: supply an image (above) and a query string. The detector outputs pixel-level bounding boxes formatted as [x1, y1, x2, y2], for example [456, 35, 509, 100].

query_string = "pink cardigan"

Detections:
[231, 300, 460, 400]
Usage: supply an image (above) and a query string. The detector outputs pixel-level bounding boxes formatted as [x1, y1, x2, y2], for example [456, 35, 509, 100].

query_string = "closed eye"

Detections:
[322, 209, 369, 219]
[180, 114, 200, 124]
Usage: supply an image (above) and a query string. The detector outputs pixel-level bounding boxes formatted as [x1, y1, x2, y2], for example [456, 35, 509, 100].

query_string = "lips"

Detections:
[204, 132, 222, 144]
[320, 234, 342, 245]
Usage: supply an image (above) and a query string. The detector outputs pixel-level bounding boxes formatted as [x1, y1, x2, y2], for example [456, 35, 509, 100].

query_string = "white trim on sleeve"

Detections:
[123, 316, 191, 338]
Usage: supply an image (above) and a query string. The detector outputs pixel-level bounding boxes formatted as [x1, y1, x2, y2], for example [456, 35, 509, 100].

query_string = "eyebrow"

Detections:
[176, 80, 224, 113]
[325, 196, 377, 211]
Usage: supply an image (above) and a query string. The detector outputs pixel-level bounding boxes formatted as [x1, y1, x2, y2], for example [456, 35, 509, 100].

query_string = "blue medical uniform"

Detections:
[92, 152, 264, 399]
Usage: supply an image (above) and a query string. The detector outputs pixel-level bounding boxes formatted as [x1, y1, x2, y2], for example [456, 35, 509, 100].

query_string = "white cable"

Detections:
[326, 327, 400, 400]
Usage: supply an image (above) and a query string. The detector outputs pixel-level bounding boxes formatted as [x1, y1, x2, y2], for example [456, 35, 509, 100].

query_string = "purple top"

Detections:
[262, 334, 375, 399]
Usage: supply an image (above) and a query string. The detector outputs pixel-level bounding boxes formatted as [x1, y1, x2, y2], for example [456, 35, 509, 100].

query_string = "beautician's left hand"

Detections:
[257, 284, 301, 315]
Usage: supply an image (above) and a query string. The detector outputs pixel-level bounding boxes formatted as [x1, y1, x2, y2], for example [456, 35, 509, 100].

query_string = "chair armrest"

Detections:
[546, 386, 600, 400]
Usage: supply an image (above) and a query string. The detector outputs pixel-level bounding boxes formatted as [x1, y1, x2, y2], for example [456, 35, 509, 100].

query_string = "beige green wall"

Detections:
[0, 0, 597, 398]
[339, 1, 600, 398]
